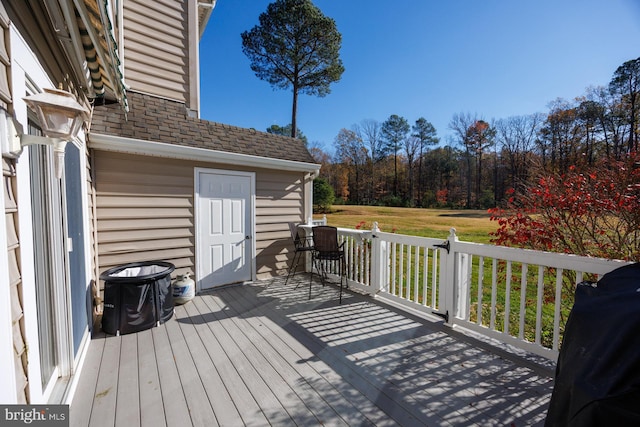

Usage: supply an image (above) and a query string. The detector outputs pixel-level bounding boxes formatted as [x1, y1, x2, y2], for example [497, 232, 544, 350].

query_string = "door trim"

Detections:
[194, 168, 256, 292]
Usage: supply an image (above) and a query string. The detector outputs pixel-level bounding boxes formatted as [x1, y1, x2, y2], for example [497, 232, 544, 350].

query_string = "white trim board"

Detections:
[89, 133, 321, 175]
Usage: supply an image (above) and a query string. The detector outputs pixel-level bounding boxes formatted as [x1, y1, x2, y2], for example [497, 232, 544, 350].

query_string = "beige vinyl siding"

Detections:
[3, 158, 28, 403]
[123, 0, 189, 102]
[87, 148, 100, 324]
[94, 152, 194, 276]
[93, 150, 307, 282]
[255, 173, 306, 278]
[1, 9, 26, 403]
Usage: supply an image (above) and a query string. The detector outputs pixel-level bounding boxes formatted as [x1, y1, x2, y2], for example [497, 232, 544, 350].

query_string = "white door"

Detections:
[196, 169, 254, 290]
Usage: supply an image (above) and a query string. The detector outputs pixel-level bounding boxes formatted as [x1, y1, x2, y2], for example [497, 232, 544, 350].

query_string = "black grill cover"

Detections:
[545, 263, 640, 426]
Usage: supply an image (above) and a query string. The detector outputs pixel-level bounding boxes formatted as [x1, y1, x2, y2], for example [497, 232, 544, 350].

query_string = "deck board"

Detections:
[71, 275, 554, 426]
[185, 296, 271, 426]
[136, 329, 166, 427]
[210, 286, 351, 426]
[197, 293, 319, 426]
[150, 325, 190, 427]
[69, 335, 104, 427]
[164, 310, 217, 427]
[219, 286, 351, 426]
[89, 335, 120, 427]
[115, 333, 140, 427]
[177, 300, 253, 426]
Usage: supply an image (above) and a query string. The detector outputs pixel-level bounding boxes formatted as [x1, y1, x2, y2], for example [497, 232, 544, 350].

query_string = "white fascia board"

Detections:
[89, 133, 321, 175]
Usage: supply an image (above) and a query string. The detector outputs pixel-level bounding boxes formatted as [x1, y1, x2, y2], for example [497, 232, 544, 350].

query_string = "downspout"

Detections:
[305, 168, 320, 224]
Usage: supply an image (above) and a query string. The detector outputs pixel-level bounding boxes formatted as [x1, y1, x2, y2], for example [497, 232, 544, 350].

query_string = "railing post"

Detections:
[438, 227, 458, 326]
[370, 222, 387, 294]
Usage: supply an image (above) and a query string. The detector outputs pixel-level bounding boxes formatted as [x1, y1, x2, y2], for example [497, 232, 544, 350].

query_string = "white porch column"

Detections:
[438, 227, 459, 326]
[370, 222, 388, 294]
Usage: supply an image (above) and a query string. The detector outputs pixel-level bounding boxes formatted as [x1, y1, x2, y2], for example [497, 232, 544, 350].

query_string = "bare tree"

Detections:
[403, 136, 421, 205]
[335, 128, 367, 204]
[354, 119, 384, 202]
[449, 113, 478, 208]
[495, 114, 542, 193]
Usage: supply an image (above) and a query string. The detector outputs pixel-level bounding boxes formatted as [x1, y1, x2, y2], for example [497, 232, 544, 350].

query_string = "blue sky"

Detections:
[199, 1, 640, 152]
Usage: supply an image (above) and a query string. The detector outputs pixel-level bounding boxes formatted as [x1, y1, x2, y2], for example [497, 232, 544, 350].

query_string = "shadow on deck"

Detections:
[70, 275, 554, 426]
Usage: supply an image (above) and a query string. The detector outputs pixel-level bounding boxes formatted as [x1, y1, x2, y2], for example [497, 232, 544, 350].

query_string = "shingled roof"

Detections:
[89, 91, 315, 164]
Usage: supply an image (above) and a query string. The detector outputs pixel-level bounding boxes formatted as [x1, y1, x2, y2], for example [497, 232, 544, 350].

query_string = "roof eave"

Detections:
[89, 133, 321, 175]
[198, 0, 217, 39]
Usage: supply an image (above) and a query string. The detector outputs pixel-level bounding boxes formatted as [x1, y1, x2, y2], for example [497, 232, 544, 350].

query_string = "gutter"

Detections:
[44, 0, 95, 97]
[89, 133, 321, 175]
[198, 0, 217, 39]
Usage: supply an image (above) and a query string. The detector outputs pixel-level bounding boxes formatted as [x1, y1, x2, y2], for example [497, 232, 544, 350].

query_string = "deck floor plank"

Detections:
[70, 275, 554, 427]
[88, 334, 121, 427]
[150, 325, 191, 427]
[163, 309, 218, 427]
[137, 328, 167, 427]
[221, 285, 354, 426]
[194, 294, 298, 426]
[179, 295, 268, 426]
[202, 286, 346, 426]
[175, 301, 247, 426]
[69, 335, 105, 427]
[115, 333, 140, 427]
[231, 281, 428, 426]
[253, 282, 438, 426]
[226, 282, 395, 426]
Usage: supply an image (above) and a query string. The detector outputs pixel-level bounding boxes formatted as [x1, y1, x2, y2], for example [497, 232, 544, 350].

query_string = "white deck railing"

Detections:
[304, 223, 630, 361]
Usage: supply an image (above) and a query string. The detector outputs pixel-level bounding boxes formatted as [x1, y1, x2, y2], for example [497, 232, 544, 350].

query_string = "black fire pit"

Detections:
[100, 261, 175, 335]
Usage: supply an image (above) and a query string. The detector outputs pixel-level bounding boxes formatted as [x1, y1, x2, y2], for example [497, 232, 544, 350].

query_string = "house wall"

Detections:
[93, 150, 307, 282]
[2, 157, 26, 403]
[122, 0, 197, 109]
[0, 20, 95, 404]
[0, 3, 23, 404]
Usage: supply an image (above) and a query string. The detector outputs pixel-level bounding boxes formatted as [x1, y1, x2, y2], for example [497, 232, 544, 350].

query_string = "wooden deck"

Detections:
[70, 275, 554, 426]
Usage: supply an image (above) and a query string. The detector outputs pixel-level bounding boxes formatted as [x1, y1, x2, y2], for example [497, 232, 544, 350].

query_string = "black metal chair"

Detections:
[311, 225, 346, 303]
[284, 222, 315, 285]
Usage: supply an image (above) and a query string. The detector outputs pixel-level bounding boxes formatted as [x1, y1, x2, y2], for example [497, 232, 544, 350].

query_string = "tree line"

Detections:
[309, 57, 640, 210]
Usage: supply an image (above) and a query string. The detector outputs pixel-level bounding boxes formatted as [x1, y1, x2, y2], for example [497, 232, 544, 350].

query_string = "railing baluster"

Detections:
[465, 254, 472, 321]
[490, 258, 497, 331]
[364, 236, 370, 286]
[359, 236, 364, 284]
[535, 265, 545, 345]
[391, 242, 397, 296]
[504, 261, 512, 335]
[404, 244, 411, 300]
[552, 268, 564, 351]
[477, 256, 484, 326]
[413, 246, 420, 303]
[430, 248, 437, 308]
[422, 247, 429, 306]
[519, 263, 528, 340]
[399, 243, 405, 298]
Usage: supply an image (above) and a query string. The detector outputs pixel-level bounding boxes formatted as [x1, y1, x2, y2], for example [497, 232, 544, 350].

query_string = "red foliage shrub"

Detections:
[489, 152, 640, 261]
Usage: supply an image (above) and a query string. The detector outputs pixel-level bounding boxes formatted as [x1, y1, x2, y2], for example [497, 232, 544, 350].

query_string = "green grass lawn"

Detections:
[316, 205, 498, 243]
